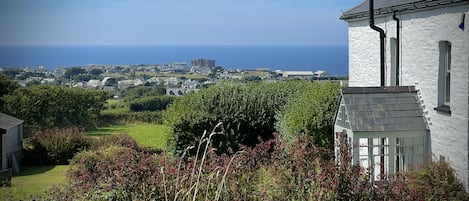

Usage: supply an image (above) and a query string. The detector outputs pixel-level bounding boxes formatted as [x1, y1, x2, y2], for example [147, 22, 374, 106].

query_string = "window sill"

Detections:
[434, 105, 451, 115]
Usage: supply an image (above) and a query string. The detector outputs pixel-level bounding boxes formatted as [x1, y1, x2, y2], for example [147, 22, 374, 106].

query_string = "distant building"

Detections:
[191, 58, 215, 68]
[190, 66, 212, 76]
[171, 62, 188, 73]
[275, 70, 314, 79]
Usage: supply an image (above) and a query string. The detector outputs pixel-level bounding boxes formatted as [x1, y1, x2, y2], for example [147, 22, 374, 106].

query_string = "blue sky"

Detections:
[0, 0, 362, 46]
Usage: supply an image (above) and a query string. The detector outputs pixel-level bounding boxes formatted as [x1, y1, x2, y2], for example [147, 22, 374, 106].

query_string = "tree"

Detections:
[276, 81, 340, 148]
[63, 67, 86, 80]
[2, 85, 111, 129]
[89, 69, 104, 76]
[0, 73, 20, 96]
[25, 79, 41, 86]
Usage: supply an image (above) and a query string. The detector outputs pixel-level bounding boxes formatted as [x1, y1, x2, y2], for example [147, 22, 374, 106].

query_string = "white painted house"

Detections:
[337, 0, 469, 188]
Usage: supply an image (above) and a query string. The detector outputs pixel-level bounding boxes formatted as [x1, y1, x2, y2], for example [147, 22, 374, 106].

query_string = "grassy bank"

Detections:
[88, 124, 168, 150]
[0, 165, 68, 200]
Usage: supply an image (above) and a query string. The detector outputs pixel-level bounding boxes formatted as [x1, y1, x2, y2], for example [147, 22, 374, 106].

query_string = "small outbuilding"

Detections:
[0, 112, 23, 174]
[334, 86, 429, 180]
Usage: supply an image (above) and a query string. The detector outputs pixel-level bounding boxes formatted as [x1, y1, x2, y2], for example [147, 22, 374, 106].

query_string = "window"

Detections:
[390, 38, 398, 86]
[359, 138, 389, 181]
[436, 41, 451, 113]
[357, 136, 426, 180]
[336, 102, 350, 129]
[395, 137, 424, 172]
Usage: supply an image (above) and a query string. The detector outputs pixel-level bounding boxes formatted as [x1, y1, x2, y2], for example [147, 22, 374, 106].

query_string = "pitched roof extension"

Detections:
[341, 0, 469, 20]
[0, 112, 23, 131]
[341, 86, 427, 132]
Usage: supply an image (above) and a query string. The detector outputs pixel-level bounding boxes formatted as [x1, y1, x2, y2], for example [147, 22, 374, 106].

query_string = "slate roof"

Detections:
[0, 112, 23, 131]
[341, 0, 469, 20]
[341, 86, 427, 132]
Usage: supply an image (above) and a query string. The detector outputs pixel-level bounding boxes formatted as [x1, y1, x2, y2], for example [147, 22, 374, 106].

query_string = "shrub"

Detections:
[46, 126, 469, 201]
[129, 96, 174, 112]
[404, 160, 469, 200]
[276, 81, 341, 149]
[121, 85, 166, 100]
[90, 133, 139, 150]
[98, 111, 163, 125]
[164, 80, 314, 155]
[50, 145, 165, 201]
[2, 85, 110, 130]
[23, 127, 92, 165]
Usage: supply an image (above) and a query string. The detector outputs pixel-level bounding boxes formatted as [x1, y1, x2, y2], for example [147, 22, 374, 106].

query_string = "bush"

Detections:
[164, 80, 314, 155]
[46, 126, 469, 201]
[98, 111, 163, 125]
[50, 146, 165, 201]
[276, 81, 341, 148]
[22, 127, 154, 165]
[129, 96, 174, 112]
[23, 127, 92, 165]
[90, 133, 139, 150]
[2, 85, 110, 130]
[121, 85, 166, 100]
[404, 160, 469, 200]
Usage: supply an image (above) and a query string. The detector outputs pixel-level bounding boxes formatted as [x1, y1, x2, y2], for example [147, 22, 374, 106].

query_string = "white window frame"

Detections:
[438, 41, 451, 108]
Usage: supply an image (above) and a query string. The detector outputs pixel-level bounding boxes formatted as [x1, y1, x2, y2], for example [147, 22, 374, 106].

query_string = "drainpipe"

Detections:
[369, 0, 386, 87]
[393, 11, 400, 86]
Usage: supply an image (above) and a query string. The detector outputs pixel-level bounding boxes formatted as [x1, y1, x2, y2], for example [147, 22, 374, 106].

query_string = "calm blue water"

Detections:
[0, 45, 348, 75]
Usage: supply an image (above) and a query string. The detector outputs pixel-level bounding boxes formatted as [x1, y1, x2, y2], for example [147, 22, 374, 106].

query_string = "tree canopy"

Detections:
[2, 85, 111, 129]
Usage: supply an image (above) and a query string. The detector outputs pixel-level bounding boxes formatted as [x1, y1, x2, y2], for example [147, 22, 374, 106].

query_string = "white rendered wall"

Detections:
[346, 4, 469, 188]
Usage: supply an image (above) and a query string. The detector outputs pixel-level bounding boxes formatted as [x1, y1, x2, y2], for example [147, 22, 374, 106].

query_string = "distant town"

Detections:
[0, 58, 346, 96]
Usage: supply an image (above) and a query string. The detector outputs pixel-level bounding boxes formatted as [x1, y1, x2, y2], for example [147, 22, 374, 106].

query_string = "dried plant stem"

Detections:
[192, 122, 223, 201]
[174, 146, 193, 201]
[214, 151, 244, 201]
[161, 166, 168, 201]
[189, 131, 207, 188]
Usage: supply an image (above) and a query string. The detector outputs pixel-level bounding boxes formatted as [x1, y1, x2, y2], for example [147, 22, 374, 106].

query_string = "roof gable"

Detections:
[341, 0, 469, 20]
[340, 86, 427, 132]
[0, 112, 23, 131]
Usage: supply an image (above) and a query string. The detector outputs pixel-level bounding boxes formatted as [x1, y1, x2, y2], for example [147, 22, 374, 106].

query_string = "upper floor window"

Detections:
[435, 41, 451, 114]
[390, 38, 398, 86]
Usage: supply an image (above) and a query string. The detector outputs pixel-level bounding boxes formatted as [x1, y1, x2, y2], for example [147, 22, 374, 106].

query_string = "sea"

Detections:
[0, 45, 348, 75]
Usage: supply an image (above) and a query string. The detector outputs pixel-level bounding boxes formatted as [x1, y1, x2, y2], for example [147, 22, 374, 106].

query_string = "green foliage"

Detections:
[0, 73, 20, 96]
[129, 96, 174, 112]
[121, 85, 166, 100]
[22, 126, 146, 166]
[89, 68, 104, 76]
[164, 80, 313, 155]
[23, 128, 93, 165]
[44, 128, 469, 201]
[276, 81, 341, 148]
[98, 111, 163, 125]
[25, 79, 41, 86]
[404, 160, 469, 200]
[50, 146, 163, 201]
[2, 85, 111, 129]
[63, 67, 86, 80]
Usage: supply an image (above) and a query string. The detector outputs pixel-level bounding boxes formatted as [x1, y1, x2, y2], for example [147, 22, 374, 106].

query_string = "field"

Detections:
[0, 165, 68, 200]
[87, 124, 168, 150]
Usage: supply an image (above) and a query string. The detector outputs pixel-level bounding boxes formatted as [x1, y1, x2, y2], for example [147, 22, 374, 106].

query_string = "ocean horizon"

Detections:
[0, 45, 348, 75]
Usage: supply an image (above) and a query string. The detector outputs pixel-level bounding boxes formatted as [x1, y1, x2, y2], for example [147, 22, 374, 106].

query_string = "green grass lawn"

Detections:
[0, 165, 68, 200]
[88, 124, 168, 150]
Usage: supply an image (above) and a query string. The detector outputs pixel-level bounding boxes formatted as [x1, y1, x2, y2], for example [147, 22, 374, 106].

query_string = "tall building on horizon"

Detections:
[191, 58, 215, 68]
